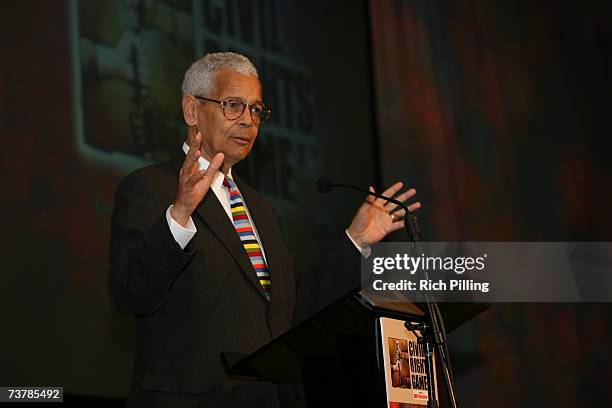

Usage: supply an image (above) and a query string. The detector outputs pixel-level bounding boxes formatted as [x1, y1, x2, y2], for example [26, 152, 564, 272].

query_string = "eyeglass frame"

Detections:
[194, 95, 271, 124]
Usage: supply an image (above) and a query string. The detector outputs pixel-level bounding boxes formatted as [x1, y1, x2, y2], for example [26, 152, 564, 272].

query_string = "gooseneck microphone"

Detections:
[316, 177, 422, 241]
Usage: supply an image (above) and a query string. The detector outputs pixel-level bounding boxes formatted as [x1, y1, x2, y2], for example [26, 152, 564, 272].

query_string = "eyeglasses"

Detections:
[194, 96, 271, 124]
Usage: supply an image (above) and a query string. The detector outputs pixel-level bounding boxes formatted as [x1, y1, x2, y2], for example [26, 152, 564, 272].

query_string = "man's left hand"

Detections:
[347, 182, 421, 248]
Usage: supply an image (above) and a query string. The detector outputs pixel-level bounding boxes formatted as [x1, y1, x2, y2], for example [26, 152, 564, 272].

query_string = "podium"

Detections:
[222, 289, 488, 407]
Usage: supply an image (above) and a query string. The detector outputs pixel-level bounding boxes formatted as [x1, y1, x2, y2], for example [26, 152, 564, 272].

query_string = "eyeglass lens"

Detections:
[223, 100, 270, 124]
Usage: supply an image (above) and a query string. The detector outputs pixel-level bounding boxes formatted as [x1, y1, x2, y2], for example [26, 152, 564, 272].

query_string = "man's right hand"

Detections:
[171, 132, 224, 227]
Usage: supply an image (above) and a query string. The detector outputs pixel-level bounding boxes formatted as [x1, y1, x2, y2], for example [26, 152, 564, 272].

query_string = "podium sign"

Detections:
[380, 317, 438, 407]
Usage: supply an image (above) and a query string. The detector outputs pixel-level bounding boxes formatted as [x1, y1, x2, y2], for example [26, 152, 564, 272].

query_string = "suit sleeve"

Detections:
[108, 174, 195, 316]
[294, 233, 362, 324]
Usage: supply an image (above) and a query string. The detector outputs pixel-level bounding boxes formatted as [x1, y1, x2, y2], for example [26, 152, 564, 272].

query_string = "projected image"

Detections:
[71, 0, 195, 165]
[70, 0, 318, 203]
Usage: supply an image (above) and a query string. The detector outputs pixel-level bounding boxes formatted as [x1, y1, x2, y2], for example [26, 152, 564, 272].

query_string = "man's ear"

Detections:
[182, 95, 198, 126]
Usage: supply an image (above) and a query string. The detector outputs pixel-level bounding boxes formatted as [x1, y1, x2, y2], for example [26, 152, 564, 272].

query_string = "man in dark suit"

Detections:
[109, 52, 420, 407]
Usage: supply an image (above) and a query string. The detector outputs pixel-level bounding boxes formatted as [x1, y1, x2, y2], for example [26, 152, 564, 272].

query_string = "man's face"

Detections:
[193, 69, 262, 167]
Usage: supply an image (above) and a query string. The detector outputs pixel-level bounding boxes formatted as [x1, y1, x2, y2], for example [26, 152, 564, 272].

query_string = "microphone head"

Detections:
[316, 177, 334, 193]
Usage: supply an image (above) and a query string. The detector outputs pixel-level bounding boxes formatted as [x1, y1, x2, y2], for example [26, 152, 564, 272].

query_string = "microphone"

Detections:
[316, 177, 334, 194]
[316, 177, 422, 242]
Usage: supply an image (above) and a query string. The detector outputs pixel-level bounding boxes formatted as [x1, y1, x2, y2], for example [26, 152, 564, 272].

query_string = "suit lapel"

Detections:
[194, 193, 268, 300]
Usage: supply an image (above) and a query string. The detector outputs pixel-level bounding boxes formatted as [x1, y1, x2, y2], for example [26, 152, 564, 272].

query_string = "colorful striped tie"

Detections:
[222, 176, 271, 301]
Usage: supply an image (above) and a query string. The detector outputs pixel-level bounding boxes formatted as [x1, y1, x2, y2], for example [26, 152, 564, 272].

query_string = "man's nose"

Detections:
[237, 106, 254, 127]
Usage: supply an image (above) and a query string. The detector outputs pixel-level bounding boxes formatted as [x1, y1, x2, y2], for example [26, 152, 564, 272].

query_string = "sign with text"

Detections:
[380, 317, 437, 407]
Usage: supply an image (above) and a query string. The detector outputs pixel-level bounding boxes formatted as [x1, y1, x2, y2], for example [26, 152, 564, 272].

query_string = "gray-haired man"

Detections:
[109, 52, 420, 407]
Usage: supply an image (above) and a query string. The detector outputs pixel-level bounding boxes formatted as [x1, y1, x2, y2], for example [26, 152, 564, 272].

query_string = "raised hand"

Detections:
[170, 132, 224, 227]
[347, 182, 421, 248]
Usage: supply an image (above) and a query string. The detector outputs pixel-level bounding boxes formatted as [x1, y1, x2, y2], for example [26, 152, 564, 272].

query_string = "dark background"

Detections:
[371, 0, 612, 406]
[0, 0, 611, 406]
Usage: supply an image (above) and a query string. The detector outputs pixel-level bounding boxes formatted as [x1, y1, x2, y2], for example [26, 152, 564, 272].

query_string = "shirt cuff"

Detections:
[166, 205, 197, 250]
[345, 229, 372, 258]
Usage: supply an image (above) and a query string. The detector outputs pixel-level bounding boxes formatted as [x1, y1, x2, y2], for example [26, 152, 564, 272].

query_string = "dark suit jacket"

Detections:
[109, 150, 360, 407]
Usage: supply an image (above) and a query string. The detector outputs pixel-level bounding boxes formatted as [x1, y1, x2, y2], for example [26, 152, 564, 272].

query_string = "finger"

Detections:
[181, 150, 200, 183]
[367, 186, 376, 204]
[384, 188, 416, 211]
[185, 133, 199, 160]
[189, 133, 203, 171]
[384, 188, 416, 213]
[208, 152, 225, 174]
[181, 139, 201, 181]
[390, 220, 405, 233]
[376, 181, 403, 206]
[186, 166, 208, 188]
[189, 149, 201, 175]
[406, 202, 422, 213]
[191, 152, 225, 189]
[391, 208, 406, 219]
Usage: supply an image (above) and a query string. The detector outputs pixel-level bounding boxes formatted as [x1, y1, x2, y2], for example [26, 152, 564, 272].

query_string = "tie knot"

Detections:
[223, 176, 237, 190]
